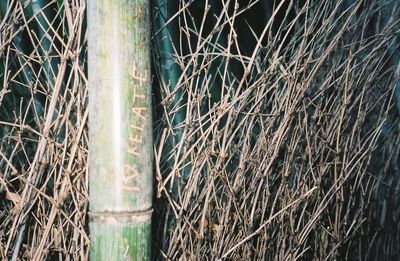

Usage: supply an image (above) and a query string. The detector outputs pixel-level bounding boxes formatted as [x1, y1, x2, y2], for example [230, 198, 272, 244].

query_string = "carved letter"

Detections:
[129, 132, 143, 144]
[128, 145, 140, 156]
[132, 107, 147, 120]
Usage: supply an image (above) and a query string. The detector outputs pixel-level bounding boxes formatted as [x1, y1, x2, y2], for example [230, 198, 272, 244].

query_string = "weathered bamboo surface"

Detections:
[88, 0, 152, 259]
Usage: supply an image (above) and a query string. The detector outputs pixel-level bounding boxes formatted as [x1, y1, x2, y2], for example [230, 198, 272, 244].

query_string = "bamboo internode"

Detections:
[88, 0, 153, 259]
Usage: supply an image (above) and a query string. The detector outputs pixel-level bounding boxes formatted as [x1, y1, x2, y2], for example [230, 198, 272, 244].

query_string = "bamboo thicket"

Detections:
[152, 0, 400, 260]
[1, 0, 400, 260]
[0, 0, 88, 260]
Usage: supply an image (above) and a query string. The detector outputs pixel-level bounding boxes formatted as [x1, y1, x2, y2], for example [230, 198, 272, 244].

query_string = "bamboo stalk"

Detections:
[152, 1, 189, 190]
[88, 0, 152, 260]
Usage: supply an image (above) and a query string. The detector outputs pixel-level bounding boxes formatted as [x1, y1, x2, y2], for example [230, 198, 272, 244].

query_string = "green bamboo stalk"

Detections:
[88, 0, 153, 260]
[153, 1, 183, 124]
[152, 1, 190, 188]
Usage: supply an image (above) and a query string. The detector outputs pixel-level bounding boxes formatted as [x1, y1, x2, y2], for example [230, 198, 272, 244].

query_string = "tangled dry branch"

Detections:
[0, 1, 88, 260]
[152, 0, 400, 260]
